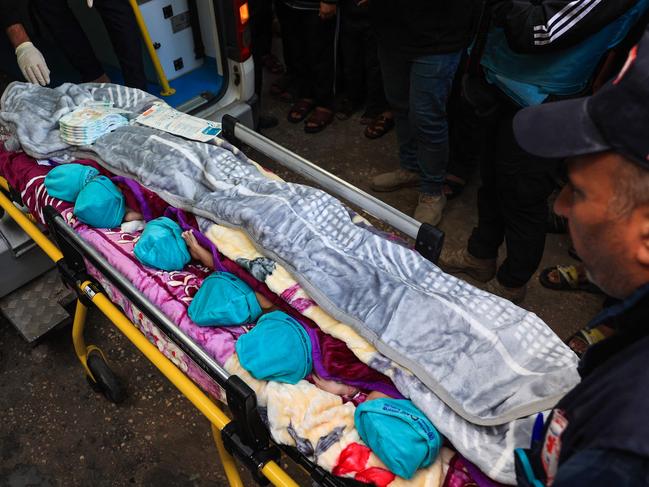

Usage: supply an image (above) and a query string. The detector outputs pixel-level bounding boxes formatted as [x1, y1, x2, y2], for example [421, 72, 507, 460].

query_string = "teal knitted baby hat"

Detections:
[236, 310, 312, 384]
[44, 163, 99, 202]
[74, 175, 125, 228]
[188, 271, 263, 326]
[354, 398, 441, 479]
[133, 217, 191, 271]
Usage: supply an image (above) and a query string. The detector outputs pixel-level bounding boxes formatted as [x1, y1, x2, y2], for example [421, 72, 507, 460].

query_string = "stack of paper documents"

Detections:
[59, 105, 129, 145]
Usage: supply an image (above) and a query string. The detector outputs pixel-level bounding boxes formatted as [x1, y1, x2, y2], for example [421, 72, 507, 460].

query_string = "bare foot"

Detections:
[182, 230, 214, 268]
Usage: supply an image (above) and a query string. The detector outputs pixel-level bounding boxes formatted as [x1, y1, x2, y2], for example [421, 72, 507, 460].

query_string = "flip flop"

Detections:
[304, 107, 334, 134]
[566, 327, 607, 357]
[287, 99, 315, 124]
[539, 264, 602, 293]
[364, 114, 395, 139]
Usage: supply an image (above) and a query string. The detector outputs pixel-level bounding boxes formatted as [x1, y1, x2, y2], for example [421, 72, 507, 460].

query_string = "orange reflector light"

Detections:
[239, 2, 249, 24]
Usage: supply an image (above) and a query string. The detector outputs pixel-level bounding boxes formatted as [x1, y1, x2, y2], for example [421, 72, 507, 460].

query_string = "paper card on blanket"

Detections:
[136, 102, 222, 142]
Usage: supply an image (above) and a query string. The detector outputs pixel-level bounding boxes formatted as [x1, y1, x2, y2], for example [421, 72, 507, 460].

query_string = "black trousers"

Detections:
[31, 0, 146, 89]
[249, 0, 273, 97]
[275, 0, 297, 76]
[467, 97, 558, 288]
[340, 12, 387, 117]
[278, 4, 336, 109]
[447, 59, 482, 182]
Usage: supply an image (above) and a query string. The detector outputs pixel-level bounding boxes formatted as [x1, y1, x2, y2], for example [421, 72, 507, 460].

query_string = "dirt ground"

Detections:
[0, 65, 604, 487]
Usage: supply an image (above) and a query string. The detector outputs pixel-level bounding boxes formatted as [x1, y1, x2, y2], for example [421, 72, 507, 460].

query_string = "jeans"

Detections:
[378, 48, 462, 195]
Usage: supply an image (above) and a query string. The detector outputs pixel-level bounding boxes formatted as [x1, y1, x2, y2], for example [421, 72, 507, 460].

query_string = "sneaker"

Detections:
[370, 168, 420, 192]
[414, 193, 446, 226]
[438, 247, 496, 282]
[484, 279, 527, 304]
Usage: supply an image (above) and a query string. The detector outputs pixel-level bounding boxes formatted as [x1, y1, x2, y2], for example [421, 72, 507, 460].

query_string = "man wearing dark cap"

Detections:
[512, 26, 649, 486]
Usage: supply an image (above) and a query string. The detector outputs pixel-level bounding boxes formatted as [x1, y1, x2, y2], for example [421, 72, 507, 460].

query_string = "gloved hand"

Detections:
[87, 0, 93, 7]
[15, 42, 50, 86]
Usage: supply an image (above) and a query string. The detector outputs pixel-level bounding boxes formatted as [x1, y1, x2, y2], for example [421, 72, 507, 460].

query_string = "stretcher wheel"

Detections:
[86, 352, 126, 404]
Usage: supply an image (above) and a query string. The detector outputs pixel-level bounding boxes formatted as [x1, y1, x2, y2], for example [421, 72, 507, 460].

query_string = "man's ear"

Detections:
[637, 206, 649, 267]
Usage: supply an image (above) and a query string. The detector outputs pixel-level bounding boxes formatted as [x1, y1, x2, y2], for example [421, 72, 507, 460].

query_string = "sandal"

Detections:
[566, 327, 607, 357]
[364, 114, 395, 139]
[304, 107, 334, 134]
[287, 99, 315, 124]
[260, 54, 284, 75]
[443, 175, 466, 200]
[539, 264, 602, 293]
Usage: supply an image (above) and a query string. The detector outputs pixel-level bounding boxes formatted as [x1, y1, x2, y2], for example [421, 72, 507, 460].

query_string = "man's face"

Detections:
[554, 152, 643, 299]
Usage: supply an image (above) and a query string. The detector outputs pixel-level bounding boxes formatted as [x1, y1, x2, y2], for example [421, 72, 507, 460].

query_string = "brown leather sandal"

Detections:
[287, 99, 315, 123]
[304, 107, 334, 134]
[364, 114, 395, 139]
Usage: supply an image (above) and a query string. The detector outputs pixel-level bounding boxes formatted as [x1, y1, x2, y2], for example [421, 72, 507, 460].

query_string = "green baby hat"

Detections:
[74, 175, 125, 228]
[133, 217, 191, 271]
[354, 398, 441, 479]
[236, 310, 312, 384]
[44, 163, 99, 202]
[188, 271, 263, 326]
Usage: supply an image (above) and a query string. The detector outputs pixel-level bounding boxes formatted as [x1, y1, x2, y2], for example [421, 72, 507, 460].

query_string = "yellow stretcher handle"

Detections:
[128, 0, 176, 97]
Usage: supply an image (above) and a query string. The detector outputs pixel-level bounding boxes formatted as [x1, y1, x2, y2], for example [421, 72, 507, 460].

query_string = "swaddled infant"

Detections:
[182, 230, 392, 402]
[44, 163, 143, 228]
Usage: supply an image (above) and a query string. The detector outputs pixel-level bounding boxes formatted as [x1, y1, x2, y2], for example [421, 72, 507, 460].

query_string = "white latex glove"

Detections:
[15, 42, 50, 86]
[87, 0, 93, 7]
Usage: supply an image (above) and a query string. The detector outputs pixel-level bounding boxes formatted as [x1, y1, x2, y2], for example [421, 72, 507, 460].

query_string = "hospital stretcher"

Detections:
[0, 117, 445, 487]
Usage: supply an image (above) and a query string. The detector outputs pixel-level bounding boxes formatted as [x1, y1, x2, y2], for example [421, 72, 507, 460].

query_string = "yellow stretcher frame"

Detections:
[0, 175, 297, 487]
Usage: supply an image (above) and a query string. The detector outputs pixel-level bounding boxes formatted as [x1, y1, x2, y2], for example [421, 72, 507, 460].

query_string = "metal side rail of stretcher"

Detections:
[221, 115, 445, 264]
[0, 177, 368, 487]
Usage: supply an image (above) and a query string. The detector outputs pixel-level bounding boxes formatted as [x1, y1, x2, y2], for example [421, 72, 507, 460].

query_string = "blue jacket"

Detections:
[481, 0, 649, 106]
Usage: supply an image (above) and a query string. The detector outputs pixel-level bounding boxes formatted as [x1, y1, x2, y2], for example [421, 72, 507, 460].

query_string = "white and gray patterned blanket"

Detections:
[1, 82, 580, 483]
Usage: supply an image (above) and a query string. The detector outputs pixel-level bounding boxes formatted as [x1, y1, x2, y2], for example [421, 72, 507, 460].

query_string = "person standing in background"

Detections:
[1, 0, 50, 85]
[368, 0, 477, 226]
[280, 0, 338, 134]
[29, 0, 147, 90]
[336, 0, 393, 140]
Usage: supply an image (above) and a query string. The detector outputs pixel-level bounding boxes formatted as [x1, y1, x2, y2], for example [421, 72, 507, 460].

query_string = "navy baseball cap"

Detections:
[514, 25, 649, 169]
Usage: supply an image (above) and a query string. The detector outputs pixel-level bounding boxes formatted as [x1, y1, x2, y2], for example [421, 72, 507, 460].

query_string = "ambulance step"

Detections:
[0, 269, 76, 343]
